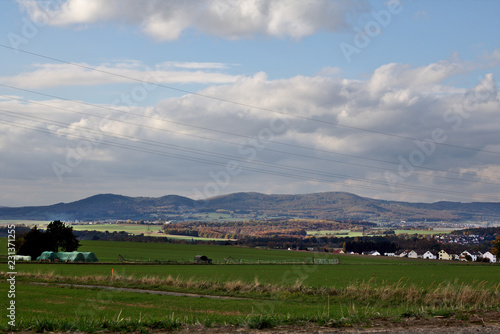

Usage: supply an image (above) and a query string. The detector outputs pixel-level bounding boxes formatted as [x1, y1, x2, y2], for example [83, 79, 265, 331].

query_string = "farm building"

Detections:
[57, 252, 86, 262]
[14, 255, 31, 261]
[37, 251, 58, 261]
[36, 251, 99, 263]
[194, 255, 212, 264]
[81, 252, 99, 262]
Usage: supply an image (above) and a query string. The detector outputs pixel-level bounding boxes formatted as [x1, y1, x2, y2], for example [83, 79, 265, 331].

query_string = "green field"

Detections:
[0, 220, 49, 226]
[72, 224, 162, 234]
[62, 239, 444, 264]
[71, 224, 230, 241]
[1, 238, 499, 331]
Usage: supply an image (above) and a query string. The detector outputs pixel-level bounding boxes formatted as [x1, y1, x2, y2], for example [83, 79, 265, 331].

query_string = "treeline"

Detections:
[74, 230, 233, 245]
[345, 240, 398, 254]
[162, 219, 373, 239]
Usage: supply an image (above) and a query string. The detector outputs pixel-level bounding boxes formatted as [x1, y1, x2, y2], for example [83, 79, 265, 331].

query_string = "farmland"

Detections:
[70, 224, 228, 241]
[1, 238, 499, 332]
[0, 220, 49, 226]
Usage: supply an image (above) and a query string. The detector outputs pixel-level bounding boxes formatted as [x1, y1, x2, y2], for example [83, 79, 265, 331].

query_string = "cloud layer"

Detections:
[0, 61, 239, 89]
[18, 0, 369, 40]
[1, 58, 499, 206]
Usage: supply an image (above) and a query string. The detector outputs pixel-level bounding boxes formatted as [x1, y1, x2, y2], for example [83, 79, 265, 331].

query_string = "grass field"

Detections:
[71, 224, 162, 234]
[1, 238, 499, 332]
[70, 224, 230, 241]
[0, 220, 49, 226]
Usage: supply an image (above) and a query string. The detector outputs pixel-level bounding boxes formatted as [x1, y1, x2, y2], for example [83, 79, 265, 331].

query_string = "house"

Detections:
[479, 251, 497, 263]
[422, 251, 437, 260]
[459, 251, 477, 262]
[384, 252, 396, 257]
[362, 251, 380, 256]
[438, 250, 455, 260]
[395, 250, 407, 257]
[407, 250, 421, 259]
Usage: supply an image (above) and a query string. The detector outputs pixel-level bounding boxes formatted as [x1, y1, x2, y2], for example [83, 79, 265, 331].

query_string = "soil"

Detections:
[175, 310, 500, 334]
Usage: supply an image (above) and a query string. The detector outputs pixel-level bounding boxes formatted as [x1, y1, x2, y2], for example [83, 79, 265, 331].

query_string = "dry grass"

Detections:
[7, 272, 500, 310]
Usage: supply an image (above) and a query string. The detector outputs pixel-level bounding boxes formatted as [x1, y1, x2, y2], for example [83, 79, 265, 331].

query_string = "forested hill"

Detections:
[0, 192, 499, 222]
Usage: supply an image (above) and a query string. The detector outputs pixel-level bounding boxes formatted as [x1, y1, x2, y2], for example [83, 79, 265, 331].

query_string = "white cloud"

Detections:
[1, 59, 500, 205]
[367, 60, 466, 98]
[0, 61, 239, 89]
[18, 0, 369, 40]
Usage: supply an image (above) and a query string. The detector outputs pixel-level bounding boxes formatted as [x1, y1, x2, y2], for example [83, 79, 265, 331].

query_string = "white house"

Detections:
[362, 251, 380, 256]
[407, 250, 421, 259]
[395, 250, 407, 257]
[422, 251, 437, 260]
[459, 251, 477, 262]
[384, 252, 396, 257]
[479, 251, 497, 263]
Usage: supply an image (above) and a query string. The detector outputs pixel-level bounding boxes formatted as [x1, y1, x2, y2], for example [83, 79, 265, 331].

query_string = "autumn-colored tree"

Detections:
[491, 236, 500, 256]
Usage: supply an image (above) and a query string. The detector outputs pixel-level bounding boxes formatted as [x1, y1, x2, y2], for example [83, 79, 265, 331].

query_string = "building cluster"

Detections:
[434, 234, 485, 245]
[354, 249, 497, 263]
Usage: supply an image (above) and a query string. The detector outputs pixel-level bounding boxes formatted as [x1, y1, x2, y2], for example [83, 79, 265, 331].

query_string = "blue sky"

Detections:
[0, 0, 499, 208]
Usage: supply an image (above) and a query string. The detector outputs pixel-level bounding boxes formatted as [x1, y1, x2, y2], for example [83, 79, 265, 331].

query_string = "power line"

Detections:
[2, 116, 495, 203]
[1, 45, 499, 203]
[0, 44, 499, 156]
[1, 107, 499, 202]
[2, 86, 500, 184]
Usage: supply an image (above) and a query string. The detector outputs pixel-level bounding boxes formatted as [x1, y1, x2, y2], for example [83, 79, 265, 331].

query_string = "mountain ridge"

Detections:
[1, 191, 498, 222]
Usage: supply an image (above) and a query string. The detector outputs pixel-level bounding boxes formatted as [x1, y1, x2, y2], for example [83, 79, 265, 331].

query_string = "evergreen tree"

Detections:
[46, 220, 80, 251]
[17, 226, 55, 259]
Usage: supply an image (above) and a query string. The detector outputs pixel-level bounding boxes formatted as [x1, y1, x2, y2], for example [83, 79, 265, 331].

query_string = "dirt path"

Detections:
[175, 321, 500, 334]
[30, 281, 247, 300]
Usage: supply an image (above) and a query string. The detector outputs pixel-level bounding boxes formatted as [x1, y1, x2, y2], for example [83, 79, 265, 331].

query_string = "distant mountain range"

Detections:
[1, 192, 499, 222]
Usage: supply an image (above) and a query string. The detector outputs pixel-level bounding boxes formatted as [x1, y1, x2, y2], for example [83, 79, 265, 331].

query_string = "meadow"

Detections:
[70, 224, 228, 241]
[1, 238, 499, 332]
[0, 220, 49, 226]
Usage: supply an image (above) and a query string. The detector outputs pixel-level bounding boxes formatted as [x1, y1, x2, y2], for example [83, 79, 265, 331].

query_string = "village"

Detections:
[343, 249, 497, 263]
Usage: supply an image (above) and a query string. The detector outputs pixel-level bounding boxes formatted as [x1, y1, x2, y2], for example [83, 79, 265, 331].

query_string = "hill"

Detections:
[0, 191, 499, 222]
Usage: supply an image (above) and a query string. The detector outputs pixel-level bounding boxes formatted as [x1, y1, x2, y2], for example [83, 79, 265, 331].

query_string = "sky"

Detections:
[0, 0, 499, 207]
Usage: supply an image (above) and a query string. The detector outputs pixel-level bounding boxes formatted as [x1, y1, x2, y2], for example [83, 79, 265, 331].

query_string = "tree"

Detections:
[17, 226, 55, 259]
[491, 236, 500, 256]
[16, 220, 80, 259]
[46, 220, 80, 252]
